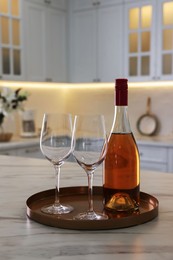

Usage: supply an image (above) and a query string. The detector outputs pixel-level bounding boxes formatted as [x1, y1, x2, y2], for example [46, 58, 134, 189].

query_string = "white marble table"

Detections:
[0, 155, 173, 260]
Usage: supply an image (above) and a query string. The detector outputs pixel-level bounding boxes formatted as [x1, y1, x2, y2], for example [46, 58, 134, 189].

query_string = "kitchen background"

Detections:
[0, 0, 173, 172]
[4, 81, 172, 139]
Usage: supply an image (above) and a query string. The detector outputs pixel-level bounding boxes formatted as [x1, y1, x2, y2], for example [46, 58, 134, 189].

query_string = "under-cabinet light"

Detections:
[0, 81, 173, 90]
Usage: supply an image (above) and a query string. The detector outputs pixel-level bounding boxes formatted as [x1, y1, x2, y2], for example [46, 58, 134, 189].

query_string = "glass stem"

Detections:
[54, 165, 61, 207]
[87, 171, 94, 213]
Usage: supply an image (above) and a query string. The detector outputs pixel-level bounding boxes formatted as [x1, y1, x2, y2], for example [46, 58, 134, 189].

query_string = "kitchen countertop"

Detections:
[0, 136, 40, 150]
[135, 134, 173, 146]
[0, 155, 173, 259]
[1, 134, 173, 151]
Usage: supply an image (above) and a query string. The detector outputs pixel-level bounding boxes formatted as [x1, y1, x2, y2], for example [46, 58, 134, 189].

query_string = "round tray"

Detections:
[26, 186, 159, 230]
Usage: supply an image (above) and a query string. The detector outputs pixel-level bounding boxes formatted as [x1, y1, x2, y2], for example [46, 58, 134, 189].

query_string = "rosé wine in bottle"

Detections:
[103, 78, 140, 212]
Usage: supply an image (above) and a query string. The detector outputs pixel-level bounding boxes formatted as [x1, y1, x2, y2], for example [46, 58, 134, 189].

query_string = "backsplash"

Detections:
[63, 84, 173, 139]
[128, 86, 173, 138]
[1, 81, 173, 140]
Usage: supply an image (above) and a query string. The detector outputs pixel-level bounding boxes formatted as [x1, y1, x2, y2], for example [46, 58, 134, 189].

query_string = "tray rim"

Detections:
[26, 186, 159, 230]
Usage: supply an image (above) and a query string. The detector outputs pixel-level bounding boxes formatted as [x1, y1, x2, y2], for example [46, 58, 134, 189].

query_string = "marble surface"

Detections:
[1, 134, 173, 151]
[136, 135, 173, 147]
[0, 155, 173, 259]
[0, 136, 40, 150]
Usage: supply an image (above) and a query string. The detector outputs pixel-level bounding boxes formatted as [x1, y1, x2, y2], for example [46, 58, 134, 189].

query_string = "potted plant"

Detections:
[0, 87, 28, 142]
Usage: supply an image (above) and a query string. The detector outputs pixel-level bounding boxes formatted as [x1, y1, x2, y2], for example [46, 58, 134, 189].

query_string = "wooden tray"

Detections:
[26, 186, 159, 230]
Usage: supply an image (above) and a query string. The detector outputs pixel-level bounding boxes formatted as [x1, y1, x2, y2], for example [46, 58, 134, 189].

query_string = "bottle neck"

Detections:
[111, 105, 131, 134]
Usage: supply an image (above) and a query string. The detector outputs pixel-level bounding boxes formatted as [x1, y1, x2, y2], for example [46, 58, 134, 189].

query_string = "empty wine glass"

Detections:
[73, 114, 108, 220]
[40, 113, 74, 215]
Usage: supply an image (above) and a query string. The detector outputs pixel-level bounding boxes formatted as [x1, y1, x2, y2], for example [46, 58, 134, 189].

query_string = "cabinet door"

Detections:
[70, 9, 97, 82]
[45, 8, 67, 82]
[24, 0, 67, 82]
[99, 0, 123, 6]
[73, 0, 123, 11]
[138, 143, 168, 172]
[140, 161, 167, 172]
[124, 1, 156, 81]
[156, 0, 173, 80]
[24, 0, 67, 10]
[98, 5, 123, 82]
[72, 0, 95, 11]
[50, 0, 67, 10]
[24, 1, 46, 81]
[0, 149, 17, 156]
[0, 0, 23, 80]
[16, 146, 43, 158]
[168, 147, 173, 173]
[138, 144, 167, 163]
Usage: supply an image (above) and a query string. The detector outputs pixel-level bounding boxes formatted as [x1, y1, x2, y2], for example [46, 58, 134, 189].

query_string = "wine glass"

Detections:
[40, 113, 75, 215]
[73, 114, 108, 220]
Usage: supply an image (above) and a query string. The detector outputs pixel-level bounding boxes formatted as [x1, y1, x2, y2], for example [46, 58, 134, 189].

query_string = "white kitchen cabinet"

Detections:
[16, 146, 43, 158]
[23, 2, 45, 82]
[72, 0, 94, 10]
[45, 7, 67, 82]
[69, 1, 123, 82]
[0, 149, 17, 156]
[27, 0, 67, 11]
[72, 0, 123, 11]
[124, 0, 156, 81]
[0, 143, 43, 158]
[157, 0, 173, 80]
[0, 0, 24, 80]
[138, 143, 168, 172]
[23, 0, 67, 82]
[70, 9, 96, 82]
[124, 0, 173, 81]
[46, 0, 67, 10]
[168, 147, 173, 172]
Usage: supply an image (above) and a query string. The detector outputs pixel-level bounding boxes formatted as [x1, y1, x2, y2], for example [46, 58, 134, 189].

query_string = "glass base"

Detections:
[74, 211, 108, 220]
[41, 204, 74, 215]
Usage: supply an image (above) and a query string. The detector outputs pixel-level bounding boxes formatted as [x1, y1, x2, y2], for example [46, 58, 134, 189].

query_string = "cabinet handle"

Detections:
[45, 78, 52, 82]
[152, 76, 160, 80]
[93, 1, 100, 6]
[93, 78, 101, 82]
[25, 148, 39, 153]
[44, 0, 51, 4]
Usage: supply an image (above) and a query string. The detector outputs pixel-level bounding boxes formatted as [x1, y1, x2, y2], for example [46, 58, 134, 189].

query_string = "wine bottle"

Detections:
[103, 78, 140, 212]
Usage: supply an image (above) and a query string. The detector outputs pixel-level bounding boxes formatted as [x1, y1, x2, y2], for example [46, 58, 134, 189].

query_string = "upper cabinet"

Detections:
[0, 0, 23, 80]
[23, 0, 67, 82]
[158, 0, 173, 80]
[69, 0, 124, 82]
[1, 0, 173, 83]
[72, 0, 123, 11]
[26, 0, 67, 10]
[44, 0, 67, 10]
[124, 0, 173, 81]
